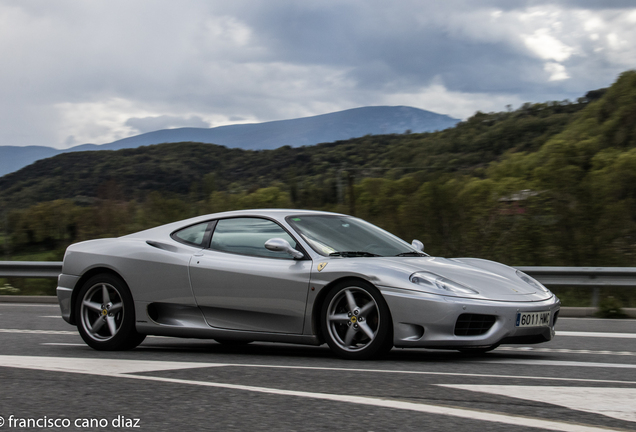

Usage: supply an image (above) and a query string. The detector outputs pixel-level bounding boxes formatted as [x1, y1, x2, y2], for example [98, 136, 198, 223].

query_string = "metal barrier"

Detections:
[515, 266, 636, 287]
[0, 261, 63, 278]
[516, 266, 636, 309]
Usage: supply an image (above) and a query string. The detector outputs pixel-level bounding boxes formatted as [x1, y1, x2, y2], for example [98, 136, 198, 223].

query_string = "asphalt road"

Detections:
[0, 303, 635, 432]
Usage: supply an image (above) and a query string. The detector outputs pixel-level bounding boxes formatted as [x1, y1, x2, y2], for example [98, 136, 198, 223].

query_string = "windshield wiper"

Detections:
[329, 251, 382, 257]
[395, 251, 427, 257]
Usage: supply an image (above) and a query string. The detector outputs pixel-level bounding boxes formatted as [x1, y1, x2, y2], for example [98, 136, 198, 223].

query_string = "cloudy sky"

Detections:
[1, 1, 635, 149]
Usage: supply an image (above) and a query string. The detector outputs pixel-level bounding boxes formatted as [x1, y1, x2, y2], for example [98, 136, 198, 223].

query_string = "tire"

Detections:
[321, 280, 393, 360]
[75, 273, 146, 350]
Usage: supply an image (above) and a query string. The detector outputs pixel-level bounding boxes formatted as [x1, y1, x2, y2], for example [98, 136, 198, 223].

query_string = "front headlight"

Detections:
[409, 271, 479, 295]
[516, 270, 550, 293]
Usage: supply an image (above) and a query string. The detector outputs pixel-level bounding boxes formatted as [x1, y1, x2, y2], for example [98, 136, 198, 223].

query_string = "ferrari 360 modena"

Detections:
[57, 209, 560, 359]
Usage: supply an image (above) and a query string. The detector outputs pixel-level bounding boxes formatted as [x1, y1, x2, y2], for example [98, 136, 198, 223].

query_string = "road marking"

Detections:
[236, 363, 636, 382]
[560, 318, 636, 322]
[558, 331, 636, 339]
[40, 315, 62, 318]
[0, 355, 228, 374]
[41, 343, 86, 347]
[225, 363, 636, 385]
[484, 359, 636, 369]
[497, 347, 636, 356]
[0, 303, 58, 307]
[41, 342, 178, 348]
[0, 329, 76, 335]
[440, 385, 636, 423]
[0, 355, 619, 432]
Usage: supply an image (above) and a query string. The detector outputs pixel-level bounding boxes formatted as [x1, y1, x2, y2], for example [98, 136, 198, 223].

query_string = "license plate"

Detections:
[516, 311, 551, 327]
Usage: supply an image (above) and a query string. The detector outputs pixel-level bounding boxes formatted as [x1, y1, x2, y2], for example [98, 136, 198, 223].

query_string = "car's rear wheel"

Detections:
[76, 273, 145, 350]
[321, 280, 393, 360]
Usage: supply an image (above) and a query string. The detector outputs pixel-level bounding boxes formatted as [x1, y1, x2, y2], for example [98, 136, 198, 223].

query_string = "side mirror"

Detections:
[265, 238, 304, 259]
[411, 239, 424, 251]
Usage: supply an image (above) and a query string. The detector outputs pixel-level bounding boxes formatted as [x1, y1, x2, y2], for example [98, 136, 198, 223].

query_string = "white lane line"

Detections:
[497, 347, 636, 356]
[0, 329, 76, 335]
[440, 385, 636, 423]
[0, 303, 58, 307]
[40, 343, 184, 349]
[560, 318, 636, 322]
[216, 363, 636, 386]
[0, 355, 228, 375]
[40, 315, 62, 318]
[41, 343, 86, 347]
[558, 331, 636, 339]
[0, 329, 174, 339]
[0, 355, 617, 432]
[484, 359, 636, 369]
[238, 363, 636, 383]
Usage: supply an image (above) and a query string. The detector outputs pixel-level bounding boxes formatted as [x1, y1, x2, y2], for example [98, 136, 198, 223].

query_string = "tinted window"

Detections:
[210, 218, 298, 259]
[172, 222, 209, 246]
[287, 215, 422, 257]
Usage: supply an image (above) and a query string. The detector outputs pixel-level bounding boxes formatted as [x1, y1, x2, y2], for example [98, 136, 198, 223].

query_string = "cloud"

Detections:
[382, 80, 528, 119]
[523, 29, 574, 62]
[544, 62, 570, 81]
[1, 1, 635, 149]
[126, 115, 211, 134]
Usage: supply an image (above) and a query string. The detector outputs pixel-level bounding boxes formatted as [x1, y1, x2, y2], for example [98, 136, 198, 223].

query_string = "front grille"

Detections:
[454, 314, 496, 336]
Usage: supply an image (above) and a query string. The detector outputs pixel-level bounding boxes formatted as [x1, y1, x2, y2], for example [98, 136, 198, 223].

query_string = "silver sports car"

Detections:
[57, 209, 560, 359]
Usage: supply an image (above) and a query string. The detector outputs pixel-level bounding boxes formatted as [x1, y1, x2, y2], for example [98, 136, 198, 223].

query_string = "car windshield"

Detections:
[286, 215, 427, 257]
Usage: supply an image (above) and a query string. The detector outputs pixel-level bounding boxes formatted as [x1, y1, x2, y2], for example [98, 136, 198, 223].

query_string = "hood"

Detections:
[316, 256, 553, 302]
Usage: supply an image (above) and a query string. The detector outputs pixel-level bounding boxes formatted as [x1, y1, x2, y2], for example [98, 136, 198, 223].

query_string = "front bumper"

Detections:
[380, 287, 560, 349]
[56, 273, 80, 324]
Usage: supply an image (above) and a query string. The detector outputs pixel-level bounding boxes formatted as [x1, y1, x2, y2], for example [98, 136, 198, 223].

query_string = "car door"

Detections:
[189, 217, 312, 334]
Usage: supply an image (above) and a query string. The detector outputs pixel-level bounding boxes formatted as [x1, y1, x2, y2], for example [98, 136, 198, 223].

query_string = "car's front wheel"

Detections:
[321, 280, 393, 360]
[75, 273, 145, 350]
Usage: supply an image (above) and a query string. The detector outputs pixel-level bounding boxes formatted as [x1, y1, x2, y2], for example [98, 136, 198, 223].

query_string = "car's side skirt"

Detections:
[134, 301, 322, 346]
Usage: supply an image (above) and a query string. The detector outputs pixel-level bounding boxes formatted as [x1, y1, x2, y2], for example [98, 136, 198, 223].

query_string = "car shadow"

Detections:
[131, 339, 551, 363]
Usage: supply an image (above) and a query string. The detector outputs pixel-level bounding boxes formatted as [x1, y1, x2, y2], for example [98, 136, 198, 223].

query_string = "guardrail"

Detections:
[1, 262, 635, 315]
[515, 266, 636, 287]
[0, 261, 63, 278]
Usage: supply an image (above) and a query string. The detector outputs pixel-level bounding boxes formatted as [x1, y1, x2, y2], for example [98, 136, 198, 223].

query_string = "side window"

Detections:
[210, 218, 298, 259]
[172, 222, 209, 246]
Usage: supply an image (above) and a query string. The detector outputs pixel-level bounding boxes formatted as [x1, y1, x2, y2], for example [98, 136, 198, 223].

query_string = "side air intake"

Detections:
[454, 314, 496, 336]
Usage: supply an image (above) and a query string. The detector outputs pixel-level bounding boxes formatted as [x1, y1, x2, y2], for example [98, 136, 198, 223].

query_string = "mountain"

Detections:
[0, 106, 459, 177]
[0, 146, 59, 180]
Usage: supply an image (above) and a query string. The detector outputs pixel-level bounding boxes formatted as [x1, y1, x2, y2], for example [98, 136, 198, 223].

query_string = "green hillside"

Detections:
[1, 98, 585, 208]
[1, 71, 635, 276]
